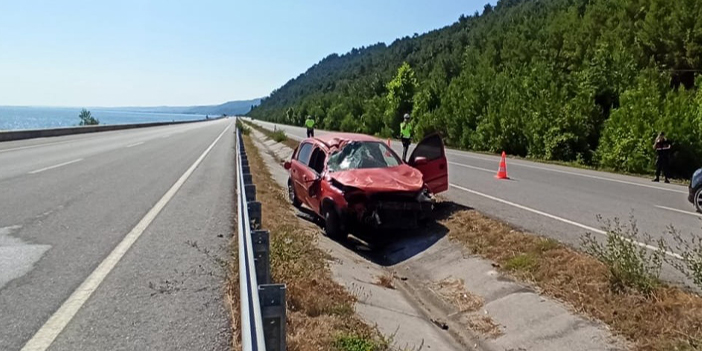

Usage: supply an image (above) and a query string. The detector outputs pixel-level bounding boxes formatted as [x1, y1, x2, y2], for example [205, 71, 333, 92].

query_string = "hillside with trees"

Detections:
[248, 0, 702, 176]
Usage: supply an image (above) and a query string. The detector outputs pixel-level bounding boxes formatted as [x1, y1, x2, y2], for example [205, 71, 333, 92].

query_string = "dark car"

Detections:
[689, 168, 702, 212]
[283, 132, 448, 238]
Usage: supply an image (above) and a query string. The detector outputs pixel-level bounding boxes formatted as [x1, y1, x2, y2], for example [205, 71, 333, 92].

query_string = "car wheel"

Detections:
[324, 208, 345, 240]
[288, 178, 301, 208]
[695, 187, 702, 213]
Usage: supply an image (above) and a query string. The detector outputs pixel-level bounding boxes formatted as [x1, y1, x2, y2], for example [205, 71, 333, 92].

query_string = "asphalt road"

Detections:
[247, 119, 701, 259]
[0, 119, 234, 350]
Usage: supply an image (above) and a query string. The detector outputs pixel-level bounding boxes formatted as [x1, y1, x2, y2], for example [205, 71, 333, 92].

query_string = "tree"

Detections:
[385, 62, 418, 136]
[78, 109, 99, 126]
[246, 0, 702, 176]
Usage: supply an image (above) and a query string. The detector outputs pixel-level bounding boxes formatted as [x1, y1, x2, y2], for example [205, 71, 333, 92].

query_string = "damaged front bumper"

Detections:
[342, 190, 434, 230]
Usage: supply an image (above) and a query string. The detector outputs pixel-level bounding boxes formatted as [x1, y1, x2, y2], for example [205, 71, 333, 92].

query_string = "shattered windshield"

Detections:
[327, 141, 402, 172]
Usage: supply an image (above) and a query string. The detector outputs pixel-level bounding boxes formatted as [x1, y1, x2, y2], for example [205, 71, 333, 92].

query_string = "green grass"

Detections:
[504, 253, 539, 272]
[334, 334, 379, 351]
[271, 129, 287, 142]
[535, 238, 559, 253]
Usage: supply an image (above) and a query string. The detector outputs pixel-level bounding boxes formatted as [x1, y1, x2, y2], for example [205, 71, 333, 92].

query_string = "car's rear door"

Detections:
[291, 142, 314, 205]
[305, 147, 326, 214]
[408, 134, 448, 194]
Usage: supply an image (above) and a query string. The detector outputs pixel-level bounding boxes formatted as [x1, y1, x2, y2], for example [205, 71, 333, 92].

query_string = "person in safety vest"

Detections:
[305, 115, 315, 137]
[400, 113, 412, 161]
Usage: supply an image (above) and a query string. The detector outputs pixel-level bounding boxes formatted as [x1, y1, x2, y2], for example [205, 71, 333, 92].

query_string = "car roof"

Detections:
[308, 132, 380, 148]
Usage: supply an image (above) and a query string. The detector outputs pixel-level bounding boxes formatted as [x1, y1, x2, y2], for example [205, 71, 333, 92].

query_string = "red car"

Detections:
[283, 132, 448, 238]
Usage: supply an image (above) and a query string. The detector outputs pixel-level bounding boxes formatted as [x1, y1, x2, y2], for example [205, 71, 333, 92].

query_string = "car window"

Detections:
[309, 147, 326, 174]
[296, 142, 313, 166]
[411, 134, 443, 162]
[327, 141, 401, 172]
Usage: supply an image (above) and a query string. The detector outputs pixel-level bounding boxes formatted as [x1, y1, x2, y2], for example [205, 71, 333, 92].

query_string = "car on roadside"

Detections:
[283, 132, 448, 238]
[689, 167, 702, 212]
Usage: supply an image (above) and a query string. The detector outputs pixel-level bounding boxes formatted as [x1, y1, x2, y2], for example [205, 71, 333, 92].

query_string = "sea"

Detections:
[0, 106, 208, 131]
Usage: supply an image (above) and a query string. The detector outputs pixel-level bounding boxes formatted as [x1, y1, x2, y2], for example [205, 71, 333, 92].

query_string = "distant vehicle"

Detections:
[283, 132, 448, 238]
[689, 167, 702, 212]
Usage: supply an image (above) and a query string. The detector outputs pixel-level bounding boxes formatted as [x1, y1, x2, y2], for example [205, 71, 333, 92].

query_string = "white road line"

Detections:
[449, 183, 682, 259]
[447, 152, 687, 194]
[0, 140, 76, 154]
[655, 205, 702, 218]
[448, 161, 494, 174]
[162, 134, 171, 138]
[126, 141, 144, 148]
[20, 122, 232, 351]
[28, 159, 83, 174]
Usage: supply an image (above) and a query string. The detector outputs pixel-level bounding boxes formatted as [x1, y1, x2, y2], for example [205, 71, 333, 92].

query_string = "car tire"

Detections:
[288, 178, 301, 208]
[324, 208, 345, 240]
[695, 187, 702, 213]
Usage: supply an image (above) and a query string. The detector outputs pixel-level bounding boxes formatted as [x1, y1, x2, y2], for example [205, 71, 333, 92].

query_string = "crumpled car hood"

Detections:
[329, 164, 424, 193]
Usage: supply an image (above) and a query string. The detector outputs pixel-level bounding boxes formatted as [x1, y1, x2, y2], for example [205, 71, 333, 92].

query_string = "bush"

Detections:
[235, 120, 250, 135]
[581, 216, 665, 295]
[666, 227, 702, 290]
[271, 130, 287, 143]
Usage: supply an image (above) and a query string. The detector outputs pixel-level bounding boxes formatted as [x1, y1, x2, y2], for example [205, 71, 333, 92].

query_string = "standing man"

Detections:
[653, 131, 672, 183]
[400, 113, 412, 162]
[305, 115, 315, 138]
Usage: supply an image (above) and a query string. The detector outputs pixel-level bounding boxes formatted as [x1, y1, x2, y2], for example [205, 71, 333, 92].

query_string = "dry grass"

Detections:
[436, 202, 702, 351]
[433, 276, 503, 338]
[244, 120, 300, 149]
[230, 134, 387, 351]
[434, 277, 483, 313]
[466, 315, 503, 338]
[375, 273, 395, 290]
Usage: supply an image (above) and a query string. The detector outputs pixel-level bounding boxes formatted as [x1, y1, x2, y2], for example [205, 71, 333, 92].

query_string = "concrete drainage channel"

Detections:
[244, 124, 626, 351]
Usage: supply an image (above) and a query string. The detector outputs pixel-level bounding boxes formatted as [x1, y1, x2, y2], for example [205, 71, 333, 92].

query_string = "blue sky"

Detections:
[0, 1, 490, 107]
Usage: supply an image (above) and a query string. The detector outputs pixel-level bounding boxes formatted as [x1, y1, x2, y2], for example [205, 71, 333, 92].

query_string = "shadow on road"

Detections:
[295, 201, 473, 267]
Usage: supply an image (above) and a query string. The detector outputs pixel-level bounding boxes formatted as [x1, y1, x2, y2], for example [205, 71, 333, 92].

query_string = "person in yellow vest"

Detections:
[305, 115, 315, 137]
[400, 113, 412, 161]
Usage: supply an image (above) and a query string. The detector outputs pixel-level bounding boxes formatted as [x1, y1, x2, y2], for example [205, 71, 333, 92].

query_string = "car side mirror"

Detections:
[283, 161, 291, 170]
[413, 156, 428, 165]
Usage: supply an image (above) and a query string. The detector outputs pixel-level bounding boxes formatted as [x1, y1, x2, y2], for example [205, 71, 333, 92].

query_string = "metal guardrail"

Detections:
[236, 125, 287, 351]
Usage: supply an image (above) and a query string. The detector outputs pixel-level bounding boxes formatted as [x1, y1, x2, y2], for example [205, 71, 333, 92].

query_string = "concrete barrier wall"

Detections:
[0, 118, 217, 142]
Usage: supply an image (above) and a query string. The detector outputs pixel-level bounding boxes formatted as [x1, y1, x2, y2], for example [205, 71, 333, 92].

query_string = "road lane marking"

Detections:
[0, 140, 76, 154]
[448, 161, 494, 174]
[447, 152, 687, 194]
[20, 122, 233, 351]
[449, 183, 682, 259]
[655, 205, 702, 218]
[28, 159, 83, 174]
[126, 141, 144, 148]
[162, 134, 171, 138]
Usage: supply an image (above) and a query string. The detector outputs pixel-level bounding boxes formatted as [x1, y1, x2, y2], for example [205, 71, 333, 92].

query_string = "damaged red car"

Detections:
[283, 132, 448, 238]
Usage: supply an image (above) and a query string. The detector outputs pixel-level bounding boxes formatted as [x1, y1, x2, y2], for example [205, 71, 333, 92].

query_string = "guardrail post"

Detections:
[251, 230, 271, 285]
[243, 173, 253, 184]
[248, 201, 262, 229]
[259, 284, 286, 351]
[245, 184, 256, 201]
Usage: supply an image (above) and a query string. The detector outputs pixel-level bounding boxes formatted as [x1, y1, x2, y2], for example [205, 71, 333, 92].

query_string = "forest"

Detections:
[248, 0, 702, 177]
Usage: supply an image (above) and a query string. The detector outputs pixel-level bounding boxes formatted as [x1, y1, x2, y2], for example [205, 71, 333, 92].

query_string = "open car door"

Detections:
[408, 133, 448, 194]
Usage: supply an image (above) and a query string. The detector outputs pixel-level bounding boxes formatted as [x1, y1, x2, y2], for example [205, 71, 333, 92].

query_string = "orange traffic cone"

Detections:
[495, 151, 509, 179]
